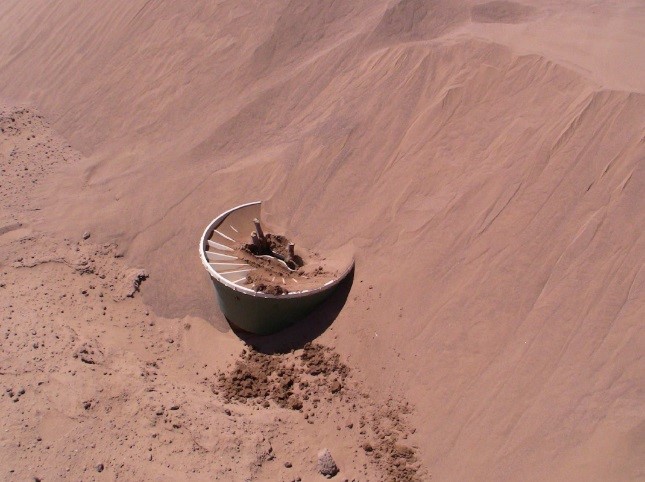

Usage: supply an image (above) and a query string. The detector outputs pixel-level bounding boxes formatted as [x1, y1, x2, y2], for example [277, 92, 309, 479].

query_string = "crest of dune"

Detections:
[0, 0, 642, 480]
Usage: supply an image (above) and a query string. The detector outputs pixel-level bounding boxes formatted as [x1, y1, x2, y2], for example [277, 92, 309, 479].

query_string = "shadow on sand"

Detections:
[229, 267, 354, 354]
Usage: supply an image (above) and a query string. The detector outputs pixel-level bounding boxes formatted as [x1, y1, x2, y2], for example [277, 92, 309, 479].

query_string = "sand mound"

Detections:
[0, 0, 643, 480]
[215, 343, 423, 480]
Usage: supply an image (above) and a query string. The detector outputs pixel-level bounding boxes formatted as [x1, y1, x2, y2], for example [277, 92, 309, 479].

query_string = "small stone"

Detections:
[96, 463, 104, 472]
[82, 231, 91, 240]
[317, 448, 339, 478]
[284, 461, 292, 468]
[169, 405, 180, 410]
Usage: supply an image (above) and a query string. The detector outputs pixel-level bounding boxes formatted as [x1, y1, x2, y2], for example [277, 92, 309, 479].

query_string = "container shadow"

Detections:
[230, 267, 354, 354]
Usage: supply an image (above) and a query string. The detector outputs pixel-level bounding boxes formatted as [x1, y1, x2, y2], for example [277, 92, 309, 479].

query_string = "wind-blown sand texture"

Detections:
[0, 1, 643, 480]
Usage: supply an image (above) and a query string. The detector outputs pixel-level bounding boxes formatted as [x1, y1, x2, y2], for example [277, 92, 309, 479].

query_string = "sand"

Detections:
[1, 1, 643, 480]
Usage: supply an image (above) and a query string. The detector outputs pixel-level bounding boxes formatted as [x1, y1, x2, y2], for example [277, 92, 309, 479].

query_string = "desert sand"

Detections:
[0, 1, 643, 481]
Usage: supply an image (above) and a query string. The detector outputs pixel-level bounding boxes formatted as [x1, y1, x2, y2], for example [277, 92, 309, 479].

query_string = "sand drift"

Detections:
[199, 201, 354, 334]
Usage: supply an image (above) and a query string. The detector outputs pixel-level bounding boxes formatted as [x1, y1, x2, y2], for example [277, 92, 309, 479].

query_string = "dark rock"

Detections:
[330, 379, 342, 393]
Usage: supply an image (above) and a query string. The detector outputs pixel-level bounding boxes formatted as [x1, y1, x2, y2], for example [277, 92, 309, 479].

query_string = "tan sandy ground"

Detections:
[1, 1, 644, 481]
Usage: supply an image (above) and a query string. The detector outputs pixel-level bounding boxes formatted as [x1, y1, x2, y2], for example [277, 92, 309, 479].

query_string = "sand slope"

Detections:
[1, 0, 643, 480]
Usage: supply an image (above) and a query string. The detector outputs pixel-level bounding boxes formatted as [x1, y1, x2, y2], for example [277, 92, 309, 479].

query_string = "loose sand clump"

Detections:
[235, 227, 337, 294]
[214, 343, 424, 481]
[243, 233, 304, 269]
[215, 343, 349, 410]
[362, 401, 423, 481]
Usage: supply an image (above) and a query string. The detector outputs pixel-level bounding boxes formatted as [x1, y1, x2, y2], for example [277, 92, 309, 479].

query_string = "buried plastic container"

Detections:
[199, 201, 354, 334]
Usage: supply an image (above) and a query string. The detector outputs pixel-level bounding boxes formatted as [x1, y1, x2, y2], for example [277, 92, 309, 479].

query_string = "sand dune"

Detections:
[1, 0, 643, 480]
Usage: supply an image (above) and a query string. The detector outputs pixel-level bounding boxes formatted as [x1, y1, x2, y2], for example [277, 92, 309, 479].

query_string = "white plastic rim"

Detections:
[199, 201, 354, 299]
